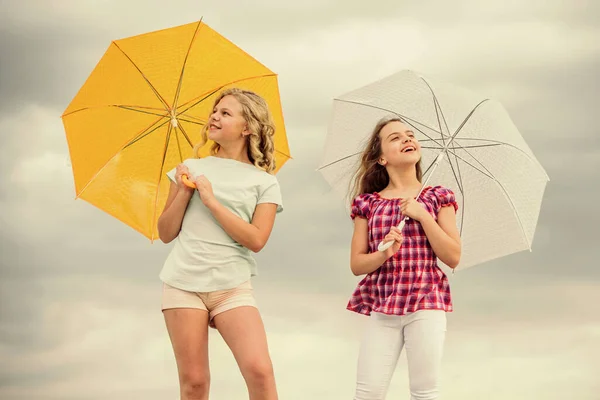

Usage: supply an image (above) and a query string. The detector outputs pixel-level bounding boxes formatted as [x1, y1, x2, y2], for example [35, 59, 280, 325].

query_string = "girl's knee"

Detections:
[354, 385, 388, 400]
[242, 358, 275, 384]
[409, 380, 439, 400]
[180, 370, 210, 398]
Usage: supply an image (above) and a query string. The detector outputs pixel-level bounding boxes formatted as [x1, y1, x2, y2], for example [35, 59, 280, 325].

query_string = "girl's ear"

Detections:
[241, 125, 250, 137]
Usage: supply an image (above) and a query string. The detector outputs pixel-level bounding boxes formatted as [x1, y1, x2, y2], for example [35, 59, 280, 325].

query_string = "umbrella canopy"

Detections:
[62, 20, 290, 240]
[318, 70, 549, 270]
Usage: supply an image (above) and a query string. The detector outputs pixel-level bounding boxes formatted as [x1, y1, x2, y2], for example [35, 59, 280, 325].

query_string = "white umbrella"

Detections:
[318, 70, 549, 270]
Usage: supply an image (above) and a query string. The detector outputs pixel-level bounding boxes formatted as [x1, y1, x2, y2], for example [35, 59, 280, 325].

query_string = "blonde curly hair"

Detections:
[192, 88, 276, 173]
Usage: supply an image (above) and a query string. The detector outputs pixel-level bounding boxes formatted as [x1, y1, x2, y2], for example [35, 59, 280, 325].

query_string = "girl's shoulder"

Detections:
[350, 192, 378, 220]
[422, 185, 459, 212]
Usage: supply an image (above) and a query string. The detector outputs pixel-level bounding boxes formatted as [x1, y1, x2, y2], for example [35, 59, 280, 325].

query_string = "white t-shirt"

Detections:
[159, 156, 283, 292]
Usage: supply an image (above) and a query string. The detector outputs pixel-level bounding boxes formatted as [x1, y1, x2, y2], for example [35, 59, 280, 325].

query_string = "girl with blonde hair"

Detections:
[157, 88, 283, 400]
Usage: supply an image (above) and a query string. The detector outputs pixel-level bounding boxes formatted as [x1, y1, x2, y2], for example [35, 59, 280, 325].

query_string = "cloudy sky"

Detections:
[1, 1, 599, 399]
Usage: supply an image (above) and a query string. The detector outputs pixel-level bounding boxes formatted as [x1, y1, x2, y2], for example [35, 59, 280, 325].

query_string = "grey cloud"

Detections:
[1, 1, 599, 398]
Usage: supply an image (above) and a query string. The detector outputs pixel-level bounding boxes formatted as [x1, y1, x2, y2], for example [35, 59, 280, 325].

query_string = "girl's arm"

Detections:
[193, 174, 278, 253]
[206, 201, 278, 253]
[157, 182, 194, 243]
[350, 218, 403, 276]
[418, 207, 462, 269]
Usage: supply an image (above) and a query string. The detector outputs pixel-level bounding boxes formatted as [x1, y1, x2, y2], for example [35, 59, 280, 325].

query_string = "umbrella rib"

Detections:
[443, 147, 530, 246]
[175, 126, 184, 162]
[177, 87, 223, 116]
[443, 138, 531, 183]
[179, 114, 206, 122]
[123, 118, 171, 149]
[440, 148, 495, 179]
[446, 144, 466, 235]
[173, 19, 203, 111]
[422, 99, 490, 180]
[317, 151, 362, 171]
[399, 119, 446, 149]
[427, 82, 446, 147]
[177, 73, 278, 113]
[450, 99, 489, 140]
[445, 136, 548, 244]
[176, 116, 206, 126]
[445, 147, 465, 193]
[176, 122, 195, 148]
[334, 98, 444, 137]
[62, 104, 167, 118]
[421, 143, 502, 150]
[275, 149, 292, 159]
[452, 138, 546, 175]
[151, 122, 174, 240]
[112, 42, 171, 111]
[435, 95, 452, 145]
[420, 76, 453, 147]
[434, 98, 446, 147]
[116, 105, 169, 118]
[76, 115, 170, 199]
[333, 99, 450, 155]
[420, 157, 438, 178]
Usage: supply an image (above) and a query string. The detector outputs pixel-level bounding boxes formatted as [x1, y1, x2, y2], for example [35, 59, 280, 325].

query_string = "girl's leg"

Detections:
[403, 310, 447, 400]
[354, 312, 405, 400]
[213, 306, 278, 400]
[163, 308, 211, 400]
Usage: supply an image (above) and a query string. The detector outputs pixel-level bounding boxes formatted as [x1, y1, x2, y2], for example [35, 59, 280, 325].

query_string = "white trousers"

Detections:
[354, 310, 447, 400]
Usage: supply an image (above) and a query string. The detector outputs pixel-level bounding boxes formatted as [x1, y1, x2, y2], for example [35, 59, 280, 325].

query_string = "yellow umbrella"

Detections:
[61, 20, 291, 241]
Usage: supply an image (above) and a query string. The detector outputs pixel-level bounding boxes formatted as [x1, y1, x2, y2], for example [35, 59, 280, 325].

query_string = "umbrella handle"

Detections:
[181, 174, 196, 189]
[377, 218, 407, 252]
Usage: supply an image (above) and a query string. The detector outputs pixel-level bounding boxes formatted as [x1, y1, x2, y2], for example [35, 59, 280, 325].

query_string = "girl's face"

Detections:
[207, 95, 248, 144]
[378, 121, 421, 167]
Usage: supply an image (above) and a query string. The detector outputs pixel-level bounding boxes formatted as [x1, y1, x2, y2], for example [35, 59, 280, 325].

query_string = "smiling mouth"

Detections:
[402, 146, 416, 153]
[209, 124, 220, 130]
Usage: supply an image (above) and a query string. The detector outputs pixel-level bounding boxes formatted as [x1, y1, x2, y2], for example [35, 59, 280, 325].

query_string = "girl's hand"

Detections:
[174, 164, 195, 193]
[399, 198, 428, 222]
[381, 226, 403, 259]
[193, 175, 217, 208]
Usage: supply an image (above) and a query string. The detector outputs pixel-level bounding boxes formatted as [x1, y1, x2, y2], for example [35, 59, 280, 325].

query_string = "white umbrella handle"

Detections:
[377, 218, 407, 252]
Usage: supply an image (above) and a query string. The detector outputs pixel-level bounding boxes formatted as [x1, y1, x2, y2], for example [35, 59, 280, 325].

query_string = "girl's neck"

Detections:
[214, 143, 251, 164]
[383, 165, 421, 196]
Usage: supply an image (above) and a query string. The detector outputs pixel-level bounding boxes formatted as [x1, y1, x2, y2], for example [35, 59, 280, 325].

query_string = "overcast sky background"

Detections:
[1, 1, 599, 399]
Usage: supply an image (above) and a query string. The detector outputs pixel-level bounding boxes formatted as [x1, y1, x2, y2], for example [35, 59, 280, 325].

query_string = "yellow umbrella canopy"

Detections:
[62, 20, 290, 241]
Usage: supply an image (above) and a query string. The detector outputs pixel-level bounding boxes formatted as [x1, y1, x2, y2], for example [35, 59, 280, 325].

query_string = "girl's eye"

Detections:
[391, 136, 399, 141]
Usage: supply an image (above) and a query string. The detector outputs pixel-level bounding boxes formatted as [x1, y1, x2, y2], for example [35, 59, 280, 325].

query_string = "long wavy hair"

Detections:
[192, 88, 276, 173]
[348, 115, 422, 202]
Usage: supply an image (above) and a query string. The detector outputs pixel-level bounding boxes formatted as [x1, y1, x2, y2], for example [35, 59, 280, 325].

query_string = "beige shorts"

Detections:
[161, 280, 257, 328]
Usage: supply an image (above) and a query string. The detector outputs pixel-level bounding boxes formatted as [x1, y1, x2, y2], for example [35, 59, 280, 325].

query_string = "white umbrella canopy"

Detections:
[318, 70, 550, 270]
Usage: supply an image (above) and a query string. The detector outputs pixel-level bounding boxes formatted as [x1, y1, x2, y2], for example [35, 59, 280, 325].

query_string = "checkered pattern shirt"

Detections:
[347, 185, 458, 316]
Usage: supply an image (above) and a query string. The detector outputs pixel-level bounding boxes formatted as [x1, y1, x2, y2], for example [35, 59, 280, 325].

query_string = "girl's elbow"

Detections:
[249, 237, 267, 253]
[158, 232, 175, 244]
[157, 224, 177, 243]
[447, 251, 461, 269]
[250, 243, 263, 253]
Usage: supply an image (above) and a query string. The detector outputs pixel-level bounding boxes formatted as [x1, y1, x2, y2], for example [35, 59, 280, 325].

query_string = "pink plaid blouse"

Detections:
[347, 185, 458, 316]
